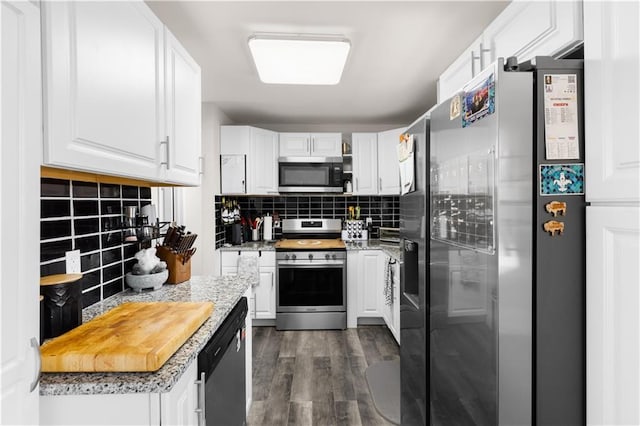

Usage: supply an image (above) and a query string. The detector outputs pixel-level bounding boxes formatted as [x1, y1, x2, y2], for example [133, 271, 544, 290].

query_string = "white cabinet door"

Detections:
[249, 128, 279, 194]
[587, 206, 640, 426]
[164, 28, 201, 186]
[392, 261, 400, 344]
[584, 0, 640, 203]
[220, 155, 246, 194]
[352, 133, 378, 195]
[243, 287, 253, 415]
[311, 133, 342, 157]
[1, 1, 41, 423]
[357, 251, 383, 317]
[280, 132, 342, 157]
[484, 0, 583, 65]
[377, 128, 404, 195]
[160, 359, 198, 426]
[42, 1, 164, 181]
[254, 267, 276, 320]
[220, 126, 251, 155]
[279, 133, 311, 156]
[437, 36, 483, 103]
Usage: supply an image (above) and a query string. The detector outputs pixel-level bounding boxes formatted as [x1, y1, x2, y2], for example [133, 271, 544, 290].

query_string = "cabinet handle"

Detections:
[379, 177, 382, 191]
[311, 136, 315, 153]
[355, 177, 358, 191]
[29, 337, 41, 392]
[470, 50, 480, 76]
[307, 137, 310, 153]
[241, 179, 245, 192]
[199, 156, 204, 176]
[195, 371, 206, 425]
[479, 43, 491, 70]
[160, 137, 170, 169]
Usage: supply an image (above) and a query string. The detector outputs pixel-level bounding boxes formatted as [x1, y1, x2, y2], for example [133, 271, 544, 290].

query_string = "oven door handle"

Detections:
[277, 263, 345, 268]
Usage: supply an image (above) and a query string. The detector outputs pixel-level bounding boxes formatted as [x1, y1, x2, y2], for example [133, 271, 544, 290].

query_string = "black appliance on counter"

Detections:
[278, 157, 343, 193]
[197, 297, 247, 426]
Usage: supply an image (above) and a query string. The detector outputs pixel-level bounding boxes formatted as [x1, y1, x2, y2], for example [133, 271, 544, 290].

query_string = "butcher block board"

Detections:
[40, 301, 214, 372]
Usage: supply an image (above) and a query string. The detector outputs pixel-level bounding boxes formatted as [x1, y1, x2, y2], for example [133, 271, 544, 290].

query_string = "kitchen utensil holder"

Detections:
[156, 245, 191, 284]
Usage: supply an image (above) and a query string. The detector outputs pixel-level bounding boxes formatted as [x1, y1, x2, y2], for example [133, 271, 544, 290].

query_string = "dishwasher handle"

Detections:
[195, 371, 206, 425]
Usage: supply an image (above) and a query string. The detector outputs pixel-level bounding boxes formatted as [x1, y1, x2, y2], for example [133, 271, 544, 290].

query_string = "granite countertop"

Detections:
[218, 238, 401, 260]
[218, 241, 275, 251]
[39, 275, 250, 396]
[345, 239, 402, 261]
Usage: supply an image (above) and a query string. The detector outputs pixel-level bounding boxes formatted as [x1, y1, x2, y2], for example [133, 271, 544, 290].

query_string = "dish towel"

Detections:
[384, 256, 394, 306]
[237, 255, 260, 287]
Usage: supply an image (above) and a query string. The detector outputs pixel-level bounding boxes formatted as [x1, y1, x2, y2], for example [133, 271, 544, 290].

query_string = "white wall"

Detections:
[181, 103, 232, 276]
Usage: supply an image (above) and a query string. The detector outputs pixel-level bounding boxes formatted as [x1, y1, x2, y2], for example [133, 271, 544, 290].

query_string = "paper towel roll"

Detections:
[263, 215, 273, 241]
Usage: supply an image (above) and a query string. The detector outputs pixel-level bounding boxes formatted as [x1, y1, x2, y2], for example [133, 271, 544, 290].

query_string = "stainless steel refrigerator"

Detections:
[400, 57, 585, 425]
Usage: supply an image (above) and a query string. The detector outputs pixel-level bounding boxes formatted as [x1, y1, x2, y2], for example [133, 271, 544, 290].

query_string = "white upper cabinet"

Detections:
[584, 0, 640, 203]
[438, 36, 485, 102]
[42, 1, 165, 180]
[249, 127, 279, 195]
[164, 28, 202, 186]
[484, 0, 583, 65]
[220, 125, 278, 195]
[437, 0, 584, 103]
[377, 127, 404, 195]
[279, 133, 342, 157]
[42, 1, 201, 185]
[352, 133, 378, 195]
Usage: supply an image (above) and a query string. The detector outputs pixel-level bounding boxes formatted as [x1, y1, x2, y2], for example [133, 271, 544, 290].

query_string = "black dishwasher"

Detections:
[197, 297, 247, 426]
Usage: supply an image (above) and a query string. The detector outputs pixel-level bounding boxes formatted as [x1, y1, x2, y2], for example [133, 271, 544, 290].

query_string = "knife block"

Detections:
[156, 245, 191, 284]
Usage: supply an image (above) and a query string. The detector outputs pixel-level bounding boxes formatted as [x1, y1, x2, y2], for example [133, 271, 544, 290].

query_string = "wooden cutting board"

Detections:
[274, 238, 346, 250]
[40, 301, 214, 372]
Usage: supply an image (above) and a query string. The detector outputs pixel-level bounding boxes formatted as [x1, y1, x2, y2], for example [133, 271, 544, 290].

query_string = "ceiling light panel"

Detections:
[248, 35, 350, 85]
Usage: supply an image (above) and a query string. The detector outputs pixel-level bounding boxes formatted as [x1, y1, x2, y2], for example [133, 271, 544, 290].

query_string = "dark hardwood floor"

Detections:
[248, 326, 400, 426]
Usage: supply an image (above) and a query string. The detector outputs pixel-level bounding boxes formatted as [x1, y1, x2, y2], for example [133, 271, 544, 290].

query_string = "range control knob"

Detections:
[308, 254, 314, 260]
[325, 254, 330, 260]
[292, 254, 297, 260]
[284, 254, 290, 261]
[332, 254, 337, 260]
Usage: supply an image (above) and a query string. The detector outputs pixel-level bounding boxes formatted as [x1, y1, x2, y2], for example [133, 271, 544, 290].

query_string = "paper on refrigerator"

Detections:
[398, 133, 414, 195]
[543, 74, 580, 160]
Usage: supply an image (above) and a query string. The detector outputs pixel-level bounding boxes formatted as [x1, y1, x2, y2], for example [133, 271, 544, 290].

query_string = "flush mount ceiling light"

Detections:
[248, 33, 350, 85]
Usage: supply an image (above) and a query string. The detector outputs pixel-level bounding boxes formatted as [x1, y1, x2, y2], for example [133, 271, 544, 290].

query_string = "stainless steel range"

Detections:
[274, 218, 346, 330]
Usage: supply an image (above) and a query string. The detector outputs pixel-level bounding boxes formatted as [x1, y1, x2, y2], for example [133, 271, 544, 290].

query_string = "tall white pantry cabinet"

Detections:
[584, 2, 640, 425]
[0, 1, 42, 424]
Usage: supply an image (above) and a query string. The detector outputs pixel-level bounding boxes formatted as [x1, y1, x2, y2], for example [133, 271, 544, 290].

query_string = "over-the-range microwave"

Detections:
[278, 157, 343, 193]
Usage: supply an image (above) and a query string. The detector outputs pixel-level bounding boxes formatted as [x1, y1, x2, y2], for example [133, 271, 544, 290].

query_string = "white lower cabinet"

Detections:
[219, 251, 276, 320]
[587, 206, 640, 425]
[348, 249, 400, 344]
[40, 359, 198, 425]
[243, 287, 253, 416]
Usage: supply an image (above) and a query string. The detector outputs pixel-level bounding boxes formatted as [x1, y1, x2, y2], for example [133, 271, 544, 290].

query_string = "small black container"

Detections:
[40, 274, 83, 339]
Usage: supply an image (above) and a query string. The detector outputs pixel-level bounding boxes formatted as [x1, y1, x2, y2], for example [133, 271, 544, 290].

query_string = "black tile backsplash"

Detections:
[41, 220, 72, 240]
[41, 199, 70, 218]
[214, 194, 400, 248]
[40, 178, 153, 309]
[72, 181, 98, 198]
[41, 178, 70, 197]
[74, 218, 100, 236]
[122, 186, 138, 199]
[73, 200, 99, 216]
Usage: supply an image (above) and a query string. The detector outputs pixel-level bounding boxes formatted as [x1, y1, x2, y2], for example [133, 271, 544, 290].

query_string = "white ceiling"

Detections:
[146, 1, 509, 126]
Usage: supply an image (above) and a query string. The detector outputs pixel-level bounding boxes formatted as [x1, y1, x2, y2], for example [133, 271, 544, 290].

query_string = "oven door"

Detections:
[276, 262, 346, 312]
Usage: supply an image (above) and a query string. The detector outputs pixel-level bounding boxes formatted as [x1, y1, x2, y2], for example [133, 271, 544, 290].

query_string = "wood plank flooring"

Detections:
[248, 326, 400, 426]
